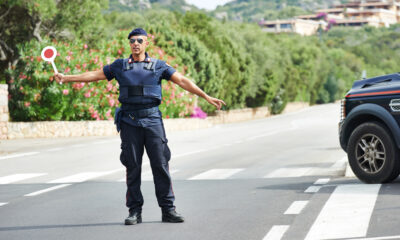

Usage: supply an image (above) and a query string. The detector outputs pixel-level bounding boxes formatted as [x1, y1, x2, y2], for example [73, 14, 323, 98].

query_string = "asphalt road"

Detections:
[1, 103, 400, 240]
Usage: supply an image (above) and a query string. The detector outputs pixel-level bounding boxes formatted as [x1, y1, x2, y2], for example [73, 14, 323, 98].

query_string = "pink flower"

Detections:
[177, 92, 184, 98]
[64, 67, 71, 73]
[106, 109, 111, 117]
[24, 102, 31, 107]
[84, 44, 88, 49]
[62, 89, 69, 95]
[91, 111, 98, 119]
[84, 92, 91, 98]
[108, 98, 115, 107]
[106, 83, 113, 92]
[82, 63, 87, 68]
[118, 49, 122, 55]
[106, 57, 111, 64]
[191, 107, 207, 119]
[65, 56, 71, 62]
[80, 82, 85, 88]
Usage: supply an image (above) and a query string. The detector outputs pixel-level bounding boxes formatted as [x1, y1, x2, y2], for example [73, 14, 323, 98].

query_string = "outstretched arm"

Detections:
[54, 70, 107, 84]
[170, 72, 226, 110]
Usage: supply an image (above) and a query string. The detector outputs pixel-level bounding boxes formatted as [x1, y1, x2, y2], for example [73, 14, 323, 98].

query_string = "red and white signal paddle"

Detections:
[41, 46, 61, 84]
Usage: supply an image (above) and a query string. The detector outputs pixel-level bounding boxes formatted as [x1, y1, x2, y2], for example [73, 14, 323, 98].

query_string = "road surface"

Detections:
[1, 103, 400, 240]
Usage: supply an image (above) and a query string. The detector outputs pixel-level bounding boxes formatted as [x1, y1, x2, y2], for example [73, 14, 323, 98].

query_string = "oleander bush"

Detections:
[7, 30, 195, 121]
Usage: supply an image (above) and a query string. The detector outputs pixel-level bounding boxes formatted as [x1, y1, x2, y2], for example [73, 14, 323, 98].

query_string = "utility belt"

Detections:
[114, 106, 159, 132]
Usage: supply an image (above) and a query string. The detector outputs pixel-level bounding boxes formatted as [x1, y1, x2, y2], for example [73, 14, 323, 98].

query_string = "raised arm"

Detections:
[55, 69, 107, 84]
[170, 72, 226, 110]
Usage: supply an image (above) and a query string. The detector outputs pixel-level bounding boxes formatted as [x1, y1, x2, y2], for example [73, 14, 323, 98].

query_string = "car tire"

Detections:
[347, 121, 400, 183]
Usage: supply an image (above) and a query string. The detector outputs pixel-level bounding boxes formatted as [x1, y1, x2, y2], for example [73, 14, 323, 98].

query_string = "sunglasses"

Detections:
[129, 38, 144, 44]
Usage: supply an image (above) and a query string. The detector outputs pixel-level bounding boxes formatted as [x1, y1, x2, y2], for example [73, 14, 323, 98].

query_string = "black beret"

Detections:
[127, 28, 148, 39]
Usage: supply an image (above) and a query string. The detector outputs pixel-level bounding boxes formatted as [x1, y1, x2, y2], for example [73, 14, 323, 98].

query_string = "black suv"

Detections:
[339, 73, 400, 183]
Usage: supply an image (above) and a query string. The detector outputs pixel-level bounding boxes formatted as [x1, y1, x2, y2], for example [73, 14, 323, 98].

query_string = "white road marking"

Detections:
[305, 184, 381, 240]
[46, 148, 64, 152]
[24, 184, 71, 197]
[304, 186, 321, 193]
[0, 152, 40, 160]
[348, 235, 400, 240]
[48, 169, 123, 183]
[0, 202, 8, 207]
[264, 168, 312, 178]
[0, 173, 47, 184]
[188, 168, 244, 180]
[263, 225, 290, 240]
[284, 201, 309, 215]
[314, 178, 330, 185]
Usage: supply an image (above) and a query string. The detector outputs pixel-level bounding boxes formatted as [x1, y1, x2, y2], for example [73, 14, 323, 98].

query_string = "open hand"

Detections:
[206, 96, 226, 110]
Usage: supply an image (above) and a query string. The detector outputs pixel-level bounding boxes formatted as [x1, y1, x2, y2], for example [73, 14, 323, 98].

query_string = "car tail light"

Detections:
[340, 99, 346, 121]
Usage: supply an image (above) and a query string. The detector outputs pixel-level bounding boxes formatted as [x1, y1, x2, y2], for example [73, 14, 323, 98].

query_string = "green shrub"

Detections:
[7, 30, 195, 121]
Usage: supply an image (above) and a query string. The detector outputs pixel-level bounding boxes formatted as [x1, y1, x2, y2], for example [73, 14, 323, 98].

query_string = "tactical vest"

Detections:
[118, 57, 161, 106]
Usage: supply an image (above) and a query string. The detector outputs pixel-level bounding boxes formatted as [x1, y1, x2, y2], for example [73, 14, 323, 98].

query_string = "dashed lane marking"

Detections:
[188, 168, 244, 180]
[304, 186, 321, 193]
[314, 178, 330, 185]
[348, 235, 400, 240]
[48, 168, 123, 183]
[0, 152, 40, 160]
[305, 184, 381, 240]
[24, 184, 72, 197]
[0, 173, 47, 184]
[264, 168, 312, 178]
[263, 225, 290, 240]
[284, 201, 309, 215]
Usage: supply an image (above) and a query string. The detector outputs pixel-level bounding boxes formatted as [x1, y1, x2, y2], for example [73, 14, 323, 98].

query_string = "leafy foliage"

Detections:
[4, 2, 400, 121]
[7, 31, 195, 121]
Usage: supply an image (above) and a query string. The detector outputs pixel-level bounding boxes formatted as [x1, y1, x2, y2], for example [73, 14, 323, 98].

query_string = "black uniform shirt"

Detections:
[103, 53, 176, 127]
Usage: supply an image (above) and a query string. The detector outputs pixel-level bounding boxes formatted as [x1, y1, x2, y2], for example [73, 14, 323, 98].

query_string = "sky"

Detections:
[185, 0, 233, 11]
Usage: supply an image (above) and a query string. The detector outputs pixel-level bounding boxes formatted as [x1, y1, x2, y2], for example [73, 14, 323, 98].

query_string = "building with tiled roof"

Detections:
[259, 0, 400, 35]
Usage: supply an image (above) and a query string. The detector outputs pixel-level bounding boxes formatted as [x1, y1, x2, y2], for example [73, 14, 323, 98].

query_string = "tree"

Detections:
[0, 0, 107, 83]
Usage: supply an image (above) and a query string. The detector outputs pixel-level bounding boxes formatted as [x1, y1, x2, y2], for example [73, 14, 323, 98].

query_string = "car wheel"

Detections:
[347, 121, 400, 183]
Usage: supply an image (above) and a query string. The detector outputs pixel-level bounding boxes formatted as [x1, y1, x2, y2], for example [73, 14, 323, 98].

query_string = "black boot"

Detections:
[162, 210, 184, 223]
[125, 212, 142, 225]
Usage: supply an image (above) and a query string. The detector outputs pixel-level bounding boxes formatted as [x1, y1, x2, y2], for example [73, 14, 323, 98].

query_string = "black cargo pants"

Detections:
[119, 121, 175, 213]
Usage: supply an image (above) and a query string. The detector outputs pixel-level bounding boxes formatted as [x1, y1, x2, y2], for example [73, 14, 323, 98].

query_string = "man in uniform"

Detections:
[55, 28, 225, 225]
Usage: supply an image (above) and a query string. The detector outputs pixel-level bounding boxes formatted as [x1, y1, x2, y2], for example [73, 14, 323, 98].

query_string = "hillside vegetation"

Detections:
[212, 0, 348, 22]
[2, 1, 400, 121]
